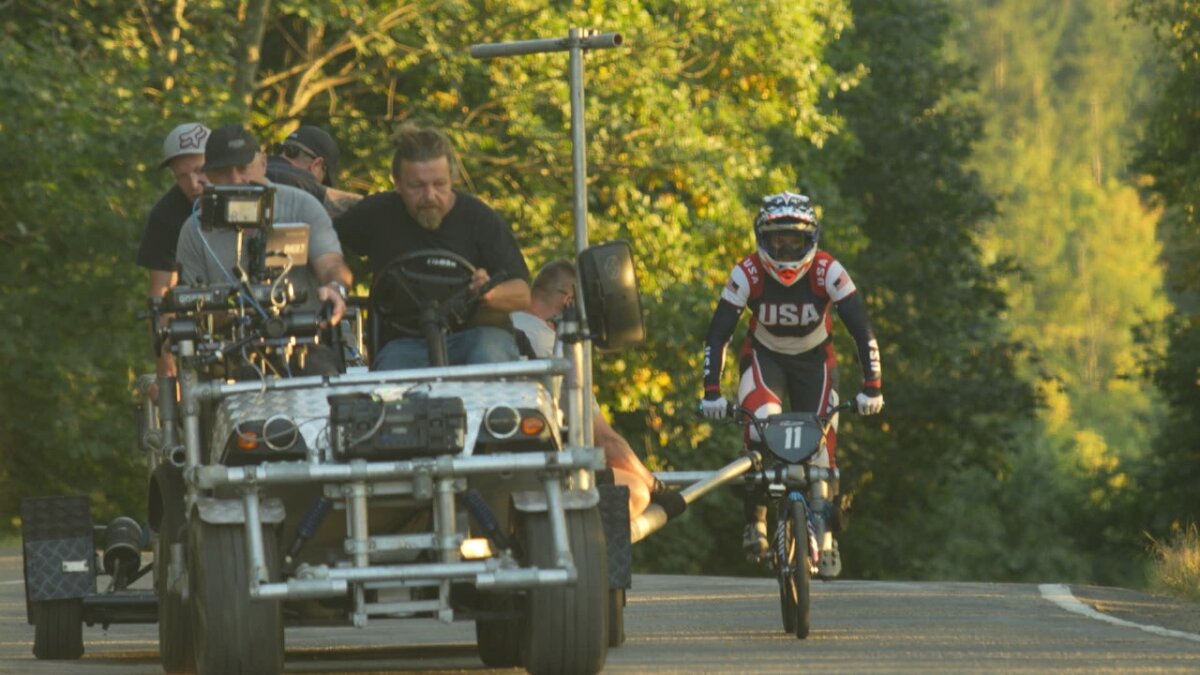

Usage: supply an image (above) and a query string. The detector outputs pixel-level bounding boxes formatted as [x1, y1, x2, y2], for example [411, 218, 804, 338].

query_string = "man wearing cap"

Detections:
[137, 122, 210, 381]
[268, 125, 362, 217]
[175, 124, 354, 374]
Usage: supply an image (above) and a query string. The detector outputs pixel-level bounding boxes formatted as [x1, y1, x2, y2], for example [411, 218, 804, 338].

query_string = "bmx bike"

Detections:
[725, 399, 854, 639]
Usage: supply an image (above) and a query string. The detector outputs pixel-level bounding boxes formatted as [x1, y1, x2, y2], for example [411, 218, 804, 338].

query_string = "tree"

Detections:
[1128, 0, 1200, 533]
[822, 0, 1044, 580]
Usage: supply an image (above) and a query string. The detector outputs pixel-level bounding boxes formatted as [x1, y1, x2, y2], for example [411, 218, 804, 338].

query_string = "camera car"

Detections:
[19, 173, 644, 674]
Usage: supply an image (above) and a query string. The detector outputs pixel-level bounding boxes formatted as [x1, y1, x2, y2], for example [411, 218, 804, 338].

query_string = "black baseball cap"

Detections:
[283, 125, 340, 186]
[202, 124, 260, 172]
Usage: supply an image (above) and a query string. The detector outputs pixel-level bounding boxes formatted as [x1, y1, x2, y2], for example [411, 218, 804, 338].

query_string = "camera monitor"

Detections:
[200, 184, 276, 231]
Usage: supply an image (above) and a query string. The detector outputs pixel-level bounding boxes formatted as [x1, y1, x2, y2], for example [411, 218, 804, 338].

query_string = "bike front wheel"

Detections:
[775, 497, 811, 639]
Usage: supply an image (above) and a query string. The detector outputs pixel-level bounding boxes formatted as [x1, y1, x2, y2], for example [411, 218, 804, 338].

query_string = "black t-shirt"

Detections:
[335, 190, 530, 334]
[266, 155, 327, 203]
[336, 191, 529, 280]
[136, 184, 194, 272]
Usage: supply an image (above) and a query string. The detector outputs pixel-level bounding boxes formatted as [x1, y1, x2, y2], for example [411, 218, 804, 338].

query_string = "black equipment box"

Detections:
[329, 394, 466, 460]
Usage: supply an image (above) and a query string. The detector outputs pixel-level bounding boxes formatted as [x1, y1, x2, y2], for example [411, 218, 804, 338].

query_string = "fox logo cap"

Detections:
[160, 122, 210, 168]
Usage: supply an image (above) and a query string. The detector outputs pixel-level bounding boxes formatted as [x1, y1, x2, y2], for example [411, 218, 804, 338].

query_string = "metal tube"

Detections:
[253, 578, 347, 600]
[178, 340, 203, 471]
[193, 447, 604, 489]
[653, 471, 717, 486]
[543, 476, 576, 579]
[679, 454, 756, 504]
[158, 377, 180, 449]
[242, 490, 268, 584]
[560, 310, 585, 451]
[196, 357, 570, 399]
[476, 568, 571, 588]
[435, 477, 457, 564]
[570, 27, 589, 257]
[630, 455, 757, 544]
[568, 28, 596, 450]
[469, 32, 622, 59]
[349, 482, 369, 568]
[302, 560, 492, 583]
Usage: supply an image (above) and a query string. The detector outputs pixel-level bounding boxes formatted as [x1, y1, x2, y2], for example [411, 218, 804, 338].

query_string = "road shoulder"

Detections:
[1068, 583, 1200, 637]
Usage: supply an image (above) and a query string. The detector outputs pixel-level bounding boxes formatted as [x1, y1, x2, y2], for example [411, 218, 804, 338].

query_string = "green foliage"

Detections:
[823, 0, 1042, 581]
[0, 4, 238, 526]
[949, 0, 1169, 584]
[1129, 0, 1200, 534]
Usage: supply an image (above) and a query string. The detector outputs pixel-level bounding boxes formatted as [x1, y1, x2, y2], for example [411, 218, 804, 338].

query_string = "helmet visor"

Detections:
[762, 230, 814, 262]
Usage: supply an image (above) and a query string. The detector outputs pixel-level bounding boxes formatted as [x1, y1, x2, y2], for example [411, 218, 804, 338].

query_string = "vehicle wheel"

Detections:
[776, 498, 811, 639]
[156, 499, 193, 673]
[519, 508, 608, 675]
[31, 599, 83, 659]
[188, 519, 283, 675]
[474, 593, 522, 668]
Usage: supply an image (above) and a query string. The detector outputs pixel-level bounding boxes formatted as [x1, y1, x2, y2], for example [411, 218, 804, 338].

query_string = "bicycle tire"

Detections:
[775, 496, 811, 639]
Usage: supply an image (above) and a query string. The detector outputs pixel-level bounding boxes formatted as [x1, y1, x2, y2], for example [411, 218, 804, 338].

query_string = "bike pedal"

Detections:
[816, 541, 842, 580]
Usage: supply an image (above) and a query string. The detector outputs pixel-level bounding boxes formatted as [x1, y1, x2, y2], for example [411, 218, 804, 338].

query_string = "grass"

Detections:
[1148, 523, 1200, 602]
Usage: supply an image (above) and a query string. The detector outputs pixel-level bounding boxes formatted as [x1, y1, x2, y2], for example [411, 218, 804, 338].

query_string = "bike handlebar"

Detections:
[720, 397, 855, 423]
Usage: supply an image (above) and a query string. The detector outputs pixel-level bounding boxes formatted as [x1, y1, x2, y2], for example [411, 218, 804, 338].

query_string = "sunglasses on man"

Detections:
[281, 143, 317, 160]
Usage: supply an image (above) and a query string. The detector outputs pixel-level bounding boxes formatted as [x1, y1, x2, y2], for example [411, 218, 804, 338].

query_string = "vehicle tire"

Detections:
[607, 588, 626, 648]
[31, 599, 83, 660]
[475, 593, 522, 668]
[776, 498, 811, 639]
[156, 498, 193, 673]
[519, 507, 608, 675]
[188, 519, 283, 675]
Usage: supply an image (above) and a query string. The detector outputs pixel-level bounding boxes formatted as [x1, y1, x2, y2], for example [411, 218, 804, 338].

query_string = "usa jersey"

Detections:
[722, 251, 855, 354]
[703, 251, 881, 395]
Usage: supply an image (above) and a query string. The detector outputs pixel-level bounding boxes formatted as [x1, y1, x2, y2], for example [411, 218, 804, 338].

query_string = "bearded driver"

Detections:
[334, 122, 530, 369]
[699, 192, 883, 576]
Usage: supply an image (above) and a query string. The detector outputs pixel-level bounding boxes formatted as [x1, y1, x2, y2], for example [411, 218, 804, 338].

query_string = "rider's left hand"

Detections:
[855, 391, 884, 415]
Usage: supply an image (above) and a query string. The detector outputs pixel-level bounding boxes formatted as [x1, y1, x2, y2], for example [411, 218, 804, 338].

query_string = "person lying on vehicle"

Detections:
[512, 260, 684, 520]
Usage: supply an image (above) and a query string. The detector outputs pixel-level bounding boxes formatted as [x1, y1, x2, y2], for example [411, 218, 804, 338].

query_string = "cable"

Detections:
[269, 254, 294, 309]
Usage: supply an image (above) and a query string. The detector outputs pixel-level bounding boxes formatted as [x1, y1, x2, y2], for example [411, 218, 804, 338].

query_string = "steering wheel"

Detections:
[370, 249, 480, 336]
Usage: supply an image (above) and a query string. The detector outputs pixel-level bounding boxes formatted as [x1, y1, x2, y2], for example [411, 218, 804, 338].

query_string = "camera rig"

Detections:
[150, 184, 327, 377]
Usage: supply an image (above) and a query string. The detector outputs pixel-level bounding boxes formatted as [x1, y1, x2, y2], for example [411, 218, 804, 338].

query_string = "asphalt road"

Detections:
[1, 549, 1198, 673]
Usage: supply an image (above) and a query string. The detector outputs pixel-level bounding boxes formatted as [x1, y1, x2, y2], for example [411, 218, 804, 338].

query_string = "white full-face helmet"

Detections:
[754, 191, 820, 286]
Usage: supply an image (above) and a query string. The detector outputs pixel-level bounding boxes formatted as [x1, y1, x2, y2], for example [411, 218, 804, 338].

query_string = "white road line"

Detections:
[1039, 583, 1200, 644]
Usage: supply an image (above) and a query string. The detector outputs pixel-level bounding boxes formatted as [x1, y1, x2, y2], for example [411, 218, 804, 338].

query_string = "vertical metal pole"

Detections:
[568, 28, 595, 449]
[569, 28, 588, 256]
[242, 490, 268, 585]
[178, 340, 202, 471]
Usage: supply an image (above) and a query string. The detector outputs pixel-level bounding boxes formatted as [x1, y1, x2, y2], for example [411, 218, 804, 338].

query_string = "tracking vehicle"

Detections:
[20, 28, 640, 675]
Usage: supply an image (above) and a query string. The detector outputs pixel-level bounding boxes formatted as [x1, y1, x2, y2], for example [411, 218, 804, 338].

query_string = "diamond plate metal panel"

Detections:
[598, 484, 632, 590]
[21, 495, 91, 542]
[210, 379, 559, 463]
[21, 496, 96, 601]
[23, 538, 95, 601]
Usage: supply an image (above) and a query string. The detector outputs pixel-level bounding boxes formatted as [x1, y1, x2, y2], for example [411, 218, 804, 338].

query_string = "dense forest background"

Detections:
[1, 0, 1197, 587]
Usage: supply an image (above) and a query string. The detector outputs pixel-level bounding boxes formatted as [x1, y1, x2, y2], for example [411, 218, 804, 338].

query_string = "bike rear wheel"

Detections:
[775, 497, 811, 639]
